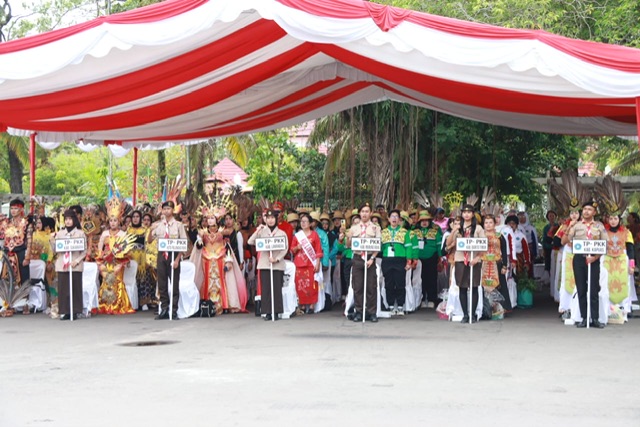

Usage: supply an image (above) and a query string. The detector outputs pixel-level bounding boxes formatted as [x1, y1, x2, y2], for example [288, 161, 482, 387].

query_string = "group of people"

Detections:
[1, 170, 637, 328]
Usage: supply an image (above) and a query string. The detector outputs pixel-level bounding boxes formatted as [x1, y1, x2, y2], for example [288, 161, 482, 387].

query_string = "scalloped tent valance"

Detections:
[0, 0, 639, 148]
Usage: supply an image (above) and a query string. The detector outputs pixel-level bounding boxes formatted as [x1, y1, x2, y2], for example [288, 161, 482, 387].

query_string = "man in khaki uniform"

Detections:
[347, 203, 381, 322]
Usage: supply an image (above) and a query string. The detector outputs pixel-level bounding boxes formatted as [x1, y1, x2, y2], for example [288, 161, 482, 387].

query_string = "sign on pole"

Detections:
[572, 240, 607, 255]
[54, 238, 86, 253]
[158, 238, 188, 253]
[456, 238, 488, 252]
[351, 237, 381, 252]
[255, 236, 287, 252]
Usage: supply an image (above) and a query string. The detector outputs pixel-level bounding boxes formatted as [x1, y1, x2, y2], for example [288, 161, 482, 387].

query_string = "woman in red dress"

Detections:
[291, 213, 323, 314]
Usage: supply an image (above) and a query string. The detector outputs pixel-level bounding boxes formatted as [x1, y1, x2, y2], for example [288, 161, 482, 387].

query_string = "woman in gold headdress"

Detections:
[96, 197, 136, 315]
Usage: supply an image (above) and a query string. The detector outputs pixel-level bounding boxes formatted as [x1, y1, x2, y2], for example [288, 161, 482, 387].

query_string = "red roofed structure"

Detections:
[205, 157, 249, 192]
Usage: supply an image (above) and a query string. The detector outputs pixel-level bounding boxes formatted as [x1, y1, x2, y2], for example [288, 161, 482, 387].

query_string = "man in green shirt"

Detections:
[381, 209, 415, 315]
[415, 211, 443, 309]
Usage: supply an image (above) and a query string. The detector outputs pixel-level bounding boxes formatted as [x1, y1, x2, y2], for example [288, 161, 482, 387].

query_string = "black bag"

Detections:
[192, 299, 216, 318]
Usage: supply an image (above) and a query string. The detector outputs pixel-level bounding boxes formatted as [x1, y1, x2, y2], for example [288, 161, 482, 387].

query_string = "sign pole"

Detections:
[269, 250, 275, 322]
[68, 251, 74, 322]
[586, 259, 591, 329]
[169, 251, 175, 321]
[468, 250, 473, 324]
[362, 252, 368, 323]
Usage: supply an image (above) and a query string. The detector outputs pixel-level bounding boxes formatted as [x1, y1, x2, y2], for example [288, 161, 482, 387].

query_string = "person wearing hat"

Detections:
[321, 212, 339, 305]
[561, 201, 607, 328]
[347, 203, 381, 322]
[287, 212, 300, 231]
[148, 201, 188, 320]
[502, 214, 531, 279]
[415, 210, 443, 309]
[1, 198, 33, 285]
[248, 210, 289, 320]
[371, 212, 382, 226]
[311, 212, 331, 308]
[381, 209, 415, 316]
[445, 204, 486, 323]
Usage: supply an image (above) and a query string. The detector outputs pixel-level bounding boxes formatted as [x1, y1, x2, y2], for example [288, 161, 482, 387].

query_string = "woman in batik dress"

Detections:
[481, 215, 512, 313]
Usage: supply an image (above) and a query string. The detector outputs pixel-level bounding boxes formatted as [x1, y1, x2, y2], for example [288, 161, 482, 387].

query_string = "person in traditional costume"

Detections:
[81, 204, 105, 262]
[503, 215, 530, 278]
[96, 198, 136, 315]
[222, 213, 244, 269]
[346, 203, 381, 322]
[291, 213, 322, 314]
[481, 215, 511, 316]
[595, 176, 635, 321]
[446, 204, 486, 323]
[248, 210, 289, 320]
[562, 200, 607, 328]
[415, 210, 443, 309]
[1, 199, 33, 286]
[274, 202, 293, 251]
[127, 210, 155, 310]
[517, 211, 539, 271]
[548, 170, 590, 317]
[52, 210, 87, 320]
[381, 209, 414, 315]
[317, 212, 336, 308]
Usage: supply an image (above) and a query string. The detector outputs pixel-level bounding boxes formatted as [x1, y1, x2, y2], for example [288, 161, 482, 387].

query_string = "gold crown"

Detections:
[106, 197, 123, 219]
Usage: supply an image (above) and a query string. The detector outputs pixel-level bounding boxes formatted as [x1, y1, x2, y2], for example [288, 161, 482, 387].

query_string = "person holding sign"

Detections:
[248, 210, 289, 321]
[347, 203, 381, 322]
[562, 201, 607, 328]
[148, 201, 188, 320]
[381, 209, 414, 316]
[291, 213, 323, 314]
[446, 204, 485, 323]
[51, 210, 86, 320]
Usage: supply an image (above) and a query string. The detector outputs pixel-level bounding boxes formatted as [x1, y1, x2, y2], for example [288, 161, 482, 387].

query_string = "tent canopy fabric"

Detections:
[1, 0, 639, 147]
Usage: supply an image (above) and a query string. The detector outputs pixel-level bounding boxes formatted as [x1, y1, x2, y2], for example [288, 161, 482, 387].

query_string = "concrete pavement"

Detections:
[1, 295, 638, 426]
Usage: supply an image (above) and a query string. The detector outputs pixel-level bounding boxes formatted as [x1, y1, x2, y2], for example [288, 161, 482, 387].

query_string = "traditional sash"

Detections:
[295, 230, 317, 264]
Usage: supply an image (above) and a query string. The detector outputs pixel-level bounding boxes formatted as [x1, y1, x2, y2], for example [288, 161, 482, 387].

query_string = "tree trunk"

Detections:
[158, 149, 166, 194]
[8, 146, 23, 194]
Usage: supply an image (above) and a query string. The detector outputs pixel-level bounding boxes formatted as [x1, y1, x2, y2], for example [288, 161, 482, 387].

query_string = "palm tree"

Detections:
[0, 133, 29, 193]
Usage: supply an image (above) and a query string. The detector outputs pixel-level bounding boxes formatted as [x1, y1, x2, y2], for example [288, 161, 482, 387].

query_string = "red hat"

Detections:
[273, 201, 284, 212]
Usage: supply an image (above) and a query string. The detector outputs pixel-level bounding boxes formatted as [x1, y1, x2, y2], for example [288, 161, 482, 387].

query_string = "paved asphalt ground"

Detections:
[1, 293, 638, 427]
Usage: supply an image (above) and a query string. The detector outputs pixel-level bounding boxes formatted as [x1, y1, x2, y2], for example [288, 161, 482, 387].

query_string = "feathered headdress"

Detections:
[106, 196, 124, 220]
[30, 196, 46, 216]
[198, 192, 236, 219]
[548, 170, 589, 217]
[414, 190, 430, 209]
[594, 175, 626, 217]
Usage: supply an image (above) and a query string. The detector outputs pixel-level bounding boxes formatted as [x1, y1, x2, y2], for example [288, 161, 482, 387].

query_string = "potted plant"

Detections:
[516, 274, 537, 308]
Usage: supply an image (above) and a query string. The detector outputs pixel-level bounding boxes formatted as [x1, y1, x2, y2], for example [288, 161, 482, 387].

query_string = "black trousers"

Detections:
[382, 257, 406, 307]
[352, 255, 376, 315]
[57, 271, 83, 315]
[573, 254, 600, 321]
[259, 269, 284, 315]
[341, 258, 352, 297]
[157, 253, 180, 313]
[420, 255, 439, 303]
[455, 261, 481, 318]
[543, 248, 552, 272]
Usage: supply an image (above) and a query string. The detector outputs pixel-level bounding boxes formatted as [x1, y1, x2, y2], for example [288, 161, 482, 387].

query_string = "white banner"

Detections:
[352, 237, 381, 252]
[573, 239, 607, 255]
[158, 238, 188, 253]
[255, 236, 287, 252]
[456, 237, 488, 252]
[54, 238, 85, 253]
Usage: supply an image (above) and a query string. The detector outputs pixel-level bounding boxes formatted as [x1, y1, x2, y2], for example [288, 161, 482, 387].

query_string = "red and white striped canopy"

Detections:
[1, 0, 639, 148]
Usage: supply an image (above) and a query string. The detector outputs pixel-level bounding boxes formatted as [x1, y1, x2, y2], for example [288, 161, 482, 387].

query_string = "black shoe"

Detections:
[155, 309, 170, 320]
[591, 319, 605, 329]
[461, 316, 470, 324]
[60, 314, 69, 321]
[171, 312, 179, 320]
[353, 312, 363, 322]
[576, 319, 587, 328]
[369, 314, 378, 323]
[264, 314, 272, 321]
[472, 315, 478, 323]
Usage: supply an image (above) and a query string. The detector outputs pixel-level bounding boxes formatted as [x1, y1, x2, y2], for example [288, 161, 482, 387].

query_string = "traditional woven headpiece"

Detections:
[594, 175, 626, 217]
[547, 170, 590, 217]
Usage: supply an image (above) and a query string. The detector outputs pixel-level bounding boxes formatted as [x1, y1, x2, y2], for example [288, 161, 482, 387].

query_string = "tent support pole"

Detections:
[636, 98, 640, 150]
[133, 147, 138, 206]
[29, 133, 36, 210]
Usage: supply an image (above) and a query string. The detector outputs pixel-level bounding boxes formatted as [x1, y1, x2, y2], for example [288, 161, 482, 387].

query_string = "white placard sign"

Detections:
[572, 240, 607, 255]
[157, 238, 188, 253]
[255, 236, 287, 252]
[352, 237, 381, 252]
[456, 238, 488, 252]
[55, 238, 86, 253]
